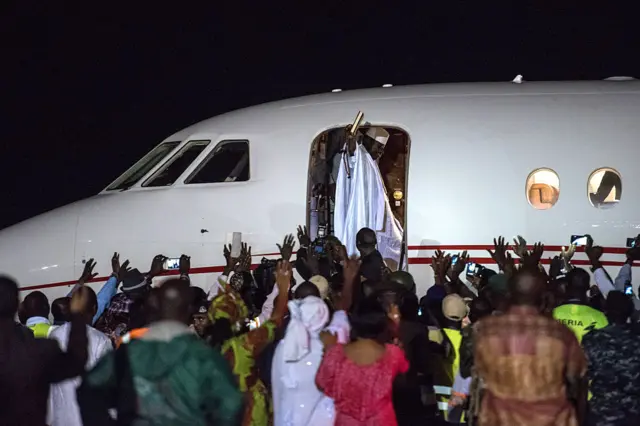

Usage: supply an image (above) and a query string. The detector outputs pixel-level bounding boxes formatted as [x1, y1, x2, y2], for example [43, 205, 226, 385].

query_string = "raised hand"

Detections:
[561, 244, 576, 273]
[79, 258, 98, 285]
[521, 242, 544, 270]
[512, 235, 528, 258]
[431, 250, 451, 285]
[275, 259, 292, 291]
[487, 237, 510, 270]
[179, 254, 191, 275]
[585, 235, 603, 264]
[237, 243, 252, 272]
[343, 255, 361, 287]
[277, 234, 296, 262]
[297, 225, 311, 247]
[149, 254, 167, 278]
[549, 255, 564, 279]
[448, 250, 469, 281]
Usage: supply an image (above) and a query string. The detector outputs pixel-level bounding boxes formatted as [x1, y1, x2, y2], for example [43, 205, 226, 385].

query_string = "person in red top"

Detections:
[316, 294, 409, 426]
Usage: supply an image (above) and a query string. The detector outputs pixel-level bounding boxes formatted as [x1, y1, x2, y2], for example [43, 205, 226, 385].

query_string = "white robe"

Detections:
[334, 144, 404, 269]
[48, 322, 112, 426]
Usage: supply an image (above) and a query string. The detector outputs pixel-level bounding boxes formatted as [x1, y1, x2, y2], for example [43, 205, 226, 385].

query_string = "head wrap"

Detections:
[207, 287, 249, 333]
[282, 296, 330, 363]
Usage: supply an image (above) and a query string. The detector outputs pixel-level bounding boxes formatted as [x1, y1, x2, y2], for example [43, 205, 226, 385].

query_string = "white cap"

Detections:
[365, 127, 389, 146]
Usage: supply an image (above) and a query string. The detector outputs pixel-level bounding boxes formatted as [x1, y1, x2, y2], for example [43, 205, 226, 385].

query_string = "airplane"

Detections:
[3, 77, 640, 302]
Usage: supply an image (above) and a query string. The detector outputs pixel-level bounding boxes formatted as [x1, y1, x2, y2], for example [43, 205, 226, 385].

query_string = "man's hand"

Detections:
[277, 234, 296, 262]
[237, 243, 252, 272]
[223, 244, 239, 275]
[179, 254, 191, 275]
[79, 259, 98, 285]
[503, 252, 516, 279]
[431, 250, 451, 285]
[297, 225, 311, 247]
[448, 251, 468, 281]
[301, 251, 320, 276]
[343, 255, 361, 287]
[549, 255, 563, 279]
[585, 235, 604, 266]
[521, 242, 544, 270]
[275, 259, 292, 292]
[487, 237, 510, 271]
[149, 254, 167, 278]
[512, 235, 529, 258]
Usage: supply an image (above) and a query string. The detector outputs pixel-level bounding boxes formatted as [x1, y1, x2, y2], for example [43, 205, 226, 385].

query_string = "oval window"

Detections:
[588, 168, 622, 209]
[526, 168, 560, 210]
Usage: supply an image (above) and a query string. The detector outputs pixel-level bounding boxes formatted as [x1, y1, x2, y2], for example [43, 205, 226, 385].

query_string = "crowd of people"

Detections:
[2, 227, 640, 426]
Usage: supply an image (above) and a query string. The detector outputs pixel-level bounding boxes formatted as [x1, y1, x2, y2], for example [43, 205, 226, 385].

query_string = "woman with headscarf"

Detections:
[206, 260, 291, 426]
[272, 295, 334, 426]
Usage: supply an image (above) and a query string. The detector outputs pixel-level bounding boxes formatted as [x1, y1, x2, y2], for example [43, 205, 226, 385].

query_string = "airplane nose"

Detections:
[0, 202, 80, 298]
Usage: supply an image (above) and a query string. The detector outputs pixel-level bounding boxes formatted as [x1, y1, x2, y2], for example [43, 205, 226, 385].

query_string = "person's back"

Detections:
[272, 327, 328, 425]
[552, 303, 609, 343]
[78, 279, 243, 426]
[48, 322, 111, 426]
[272, 295, 332, 426]
[474, 270, 587, 426]
[0, 277, 89, 426]
[318, 342, 407, 425]
[582, 291, 640, 426]
[316, 295, 408, 426]
[553, 268, 609, 343]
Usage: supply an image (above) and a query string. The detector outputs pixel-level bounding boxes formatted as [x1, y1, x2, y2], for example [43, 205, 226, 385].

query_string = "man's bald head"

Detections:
[508, 269, 546, 307]
[157, 279, 192, 324]
[356, 227, 377, 255]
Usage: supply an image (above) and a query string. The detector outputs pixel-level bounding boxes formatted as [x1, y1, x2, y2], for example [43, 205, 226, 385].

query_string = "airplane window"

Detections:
[106, 141, 180, 190]
[588, 167, 622, 209]
[525, 168, 560, 210]
[184, 140, 250, 184]
[143, 140, 210, 187]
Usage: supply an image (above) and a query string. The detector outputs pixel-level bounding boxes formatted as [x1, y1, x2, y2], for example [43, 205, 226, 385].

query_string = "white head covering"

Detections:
[282, 296, 330, 363]
[365, 127, 389, 146]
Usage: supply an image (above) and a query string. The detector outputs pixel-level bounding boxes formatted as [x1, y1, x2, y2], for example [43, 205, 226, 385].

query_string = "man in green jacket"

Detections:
[78, 279, 243, 426]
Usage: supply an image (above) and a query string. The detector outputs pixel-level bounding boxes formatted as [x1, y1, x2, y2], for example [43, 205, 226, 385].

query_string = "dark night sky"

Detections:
[2, 3, 637, 229]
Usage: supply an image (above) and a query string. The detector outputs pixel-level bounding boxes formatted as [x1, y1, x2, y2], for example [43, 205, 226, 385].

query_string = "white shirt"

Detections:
[272, 335, 334, 426]
[48, 322, 112, 426]
[334, 144, 404, 268]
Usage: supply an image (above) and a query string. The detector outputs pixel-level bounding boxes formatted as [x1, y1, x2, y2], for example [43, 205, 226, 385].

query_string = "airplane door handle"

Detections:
[201, 229, 209, 234]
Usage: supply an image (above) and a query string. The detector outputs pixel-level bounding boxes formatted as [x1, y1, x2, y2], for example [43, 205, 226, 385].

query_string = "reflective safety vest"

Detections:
[116, 327, 149, 348]
[552, 303, 608, 343]
[28, 322, 52, 339]
[434, 328, 464, 422]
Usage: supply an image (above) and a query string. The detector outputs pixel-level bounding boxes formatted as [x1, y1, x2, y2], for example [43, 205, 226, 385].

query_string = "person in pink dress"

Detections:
[316, 295, 409, 426]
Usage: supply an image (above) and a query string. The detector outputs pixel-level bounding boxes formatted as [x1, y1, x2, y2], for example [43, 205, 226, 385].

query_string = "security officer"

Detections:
[553, 268, 608, 343]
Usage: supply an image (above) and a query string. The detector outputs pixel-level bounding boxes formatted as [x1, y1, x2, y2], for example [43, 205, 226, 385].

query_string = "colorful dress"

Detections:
[209, 281, 281, 426]
[316, 343, 409, 426]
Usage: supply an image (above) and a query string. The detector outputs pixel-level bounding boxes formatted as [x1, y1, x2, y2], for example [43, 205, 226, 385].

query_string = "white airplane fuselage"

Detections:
[3, 80, 640, 301]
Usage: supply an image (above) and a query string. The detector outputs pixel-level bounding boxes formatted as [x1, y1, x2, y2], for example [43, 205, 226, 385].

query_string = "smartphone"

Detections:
[164, 258, 180, 270]
[624, 282, 634, 296]
[317, 225, 326, 238]
[627, 238, 637, 248]
[571, 235, 588, 246]
[466, 262, 477, 276]
[451, 255, 459, 266]
[231, 232, 242, 257]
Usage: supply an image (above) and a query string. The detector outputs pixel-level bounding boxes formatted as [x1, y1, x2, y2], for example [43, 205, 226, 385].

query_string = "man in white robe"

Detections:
[334, 127, 405, 269]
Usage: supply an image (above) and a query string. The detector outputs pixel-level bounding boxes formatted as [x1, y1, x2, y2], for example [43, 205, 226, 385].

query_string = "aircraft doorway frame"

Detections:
[305, 120, 411, 272]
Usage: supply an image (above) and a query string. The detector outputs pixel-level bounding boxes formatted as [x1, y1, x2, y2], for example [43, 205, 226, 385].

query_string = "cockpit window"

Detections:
[107, 141, 180, 191]
[185, 140, 250, 184]
[143, 140, 210, 187]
